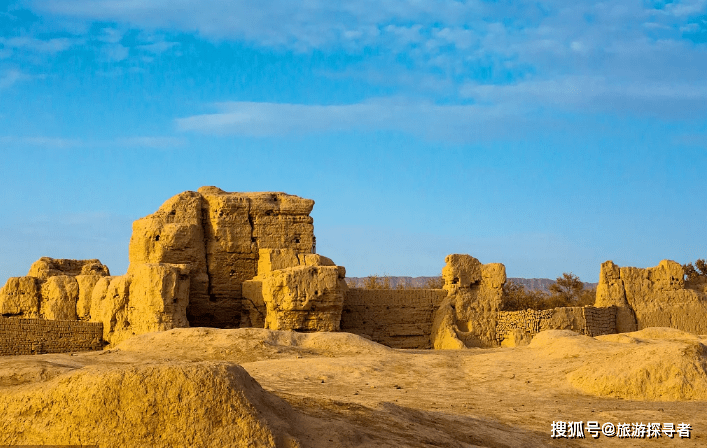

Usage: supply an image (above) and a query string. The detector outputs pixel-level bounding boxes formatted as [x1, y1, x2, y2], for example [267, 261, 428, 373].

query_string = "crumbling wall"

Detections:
[430, 254, 506, 349]
[340, 289, 447, 349]
[0, 258, 110, 320]
[129, 187, 315, 327]
[495, 306, 616, 346]
[88, 263, 191, 346]
[0, 317, 103, 356]
[0, 257, 192, 347]
[241, 249, 346, 332]
[595, 259, 707, 334]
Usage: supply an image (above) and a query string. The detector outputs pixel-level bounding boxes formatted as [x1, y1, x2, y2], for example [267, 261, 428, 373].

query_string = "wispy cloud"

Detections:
[17, 0, 707, 124]
[461, 75, 707, 119]
[0, 69, 25, 89]
[0, 135, 186, 149]
[175, 99, 550, 143]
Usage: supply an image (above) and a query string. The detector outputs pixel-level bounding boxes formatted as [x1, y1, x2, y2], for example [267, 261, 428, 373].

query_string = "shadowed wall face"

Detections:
[340, 289, 447, 349]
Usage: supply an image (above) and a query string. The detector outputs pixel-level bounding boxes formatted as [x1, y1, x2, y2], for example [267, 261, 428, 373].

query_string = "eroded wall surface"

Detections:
[340, 289, 447, 349]
[595, 260, 707, 334]
[430, 254, 507, 349]
[0, 258, 110, 320]
[130, 187, 315, 327]
[0, 317, 103, 356]
[496, 306, 616, 346]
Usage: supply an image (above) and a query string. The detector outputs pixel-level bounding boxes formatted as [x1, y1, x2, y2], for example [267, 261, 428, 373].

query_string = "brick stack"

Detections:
[0, 317, 103, 356]
[583, 305, 617, 336]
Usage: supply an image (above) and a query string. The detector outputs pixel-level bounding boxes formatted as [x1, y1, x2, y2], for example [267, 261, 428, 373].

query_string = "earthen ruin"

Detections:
[1, 186, 705, 355]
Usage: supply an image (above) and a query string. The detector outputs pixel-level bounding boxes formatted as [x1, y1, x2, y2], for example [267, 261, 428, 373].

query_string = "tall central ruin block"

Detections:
[128, 187, 315, 328]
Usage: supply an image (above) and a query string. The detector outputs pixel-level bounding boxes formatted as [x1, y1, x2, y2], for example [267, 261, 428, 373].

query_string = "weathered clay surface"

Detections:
[89, 264, 191, 346]
[39, 275, 79, 320]
[431, 254, 506, 349]
[127, 263, 191, 336]
[595, 260, 637, 332]
[0, 258, 110, 321]
[0, 277, 41, 318]
[28, 257, 110, 280]
[75, 275, 104, 321]
[595, 259, 707, 334]
[496, 306, 617, 347]
[6, 327, 704, 446]
[242, 249, 347, 332]
[263, 266, 345, 331]
[0, 361, 301, 447]
[129, 187, 315, 328]
[340, 288, 447, 349]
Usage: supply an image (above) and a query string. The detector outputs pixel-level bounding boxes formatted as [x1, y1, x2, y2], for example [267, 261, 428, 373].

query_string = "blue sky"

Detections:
[0, 0, 706, 285]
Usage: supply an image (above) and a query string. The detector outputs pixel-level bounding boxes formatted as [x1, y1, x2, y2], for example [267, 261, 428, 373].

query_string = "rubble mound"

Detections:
[0, 361, 303, 448]
[116, 327, 391, 363]
[568, 328, 707, 401]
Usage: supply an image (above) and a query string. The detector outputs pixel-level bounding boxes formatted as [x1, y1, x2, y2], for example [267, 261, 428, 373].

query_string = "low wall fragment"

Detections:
[341, 289, 447, 349]
[495, 306, 616, 346]
[0, 317, 103, 356]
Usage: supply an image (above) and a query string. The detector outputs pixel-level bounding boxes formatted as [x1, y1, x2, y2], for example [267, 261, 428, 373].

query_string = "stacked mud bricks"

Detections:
[496, 306, 617, 343]
[582, 305, 617, 337]
[496, 309, 555, 337]
[341, 289, 447, 349]
[0, 317, 103, 356]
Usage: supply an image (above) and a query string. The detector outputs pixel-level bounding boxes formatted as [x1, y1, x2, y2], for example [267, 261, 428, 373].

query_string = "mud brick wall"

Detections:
[495, 306, 617, 343]
[496, 309, 555, 339]
[583, 305, 617, 336]
[341, 289, 447, 349]
[0, 317, 103, 356]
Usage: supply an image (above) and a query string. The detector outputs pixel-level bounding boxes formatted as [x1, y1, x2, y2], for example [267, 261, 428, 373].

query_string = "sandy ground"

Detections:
[1, 327, 705, 447]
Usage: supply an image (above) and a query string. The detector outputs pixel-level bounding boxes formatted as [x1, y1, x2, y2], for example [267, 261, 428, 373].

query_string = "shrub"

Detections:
[683, 259, 707, 281]
[502, 273, 596, 311]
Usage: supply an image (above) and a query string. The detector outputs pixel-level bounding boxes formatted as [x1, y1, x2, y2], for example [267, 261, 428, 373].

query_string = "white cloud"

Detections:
[461, 76, 707, 118]
[175, 98, 553, 143]
[18, 0, 707, 123]
[0, 69, 24, 89]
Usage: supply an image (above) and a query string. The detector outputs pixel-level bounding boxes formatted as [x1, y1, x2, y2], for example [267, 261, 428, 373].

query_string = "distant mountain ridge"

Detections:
[345, 276, 597, 291]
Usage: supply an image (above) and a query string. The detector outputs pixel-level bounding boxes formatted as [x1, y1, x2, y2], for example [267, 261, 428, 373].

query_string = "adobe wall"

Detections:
[430, 255, 506, 349]
[129, 187, 316, 328]
[596, 260, 707, 334]
[341, 289, 447, 349]
[495, 306, 616, 346]
[0, 317, 103, 356]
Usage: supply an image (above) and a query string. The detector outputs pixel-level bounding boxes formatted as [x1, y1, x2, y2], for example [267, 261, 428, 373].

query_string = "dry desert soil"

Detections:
[1, 327, 706, 447]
